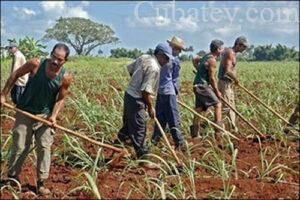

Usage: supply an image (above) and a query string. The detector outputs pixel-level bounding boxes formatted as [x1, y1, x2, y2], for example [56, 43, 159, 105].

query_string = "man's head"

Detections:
[6, 42, 18, 54]
[154, 43, 173, 66]
[50, 43, 70, 69]
[167, 36, 185, 56]
[234, 36, 248, 53]
[210, 39, 224, 57]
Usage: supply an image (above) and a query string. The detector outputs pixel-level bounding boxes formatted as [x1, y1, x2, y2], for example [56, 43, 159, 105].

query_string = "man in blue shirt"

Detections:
[151, 36, 185, 149]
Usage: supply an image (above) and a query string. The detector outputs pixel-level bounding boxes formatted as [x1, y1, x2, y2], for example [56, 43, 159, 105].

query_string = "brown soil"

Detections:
[1, 119, 299, 199]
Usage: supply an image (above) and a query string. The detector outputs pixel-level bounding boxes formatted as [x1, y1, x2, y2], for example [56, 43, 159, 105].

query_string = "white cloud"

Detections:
[13, 7, 36, 19]
[175, 16, 199, 32]
[136, 16, 171, 27]
[215, 25, 241, 36]
[130, 15, 199, 32]
[65, 6, 90, 18]
[40, 1, 90, 19]
[40, 1, 66, 13]
[23, 8, 36, 16]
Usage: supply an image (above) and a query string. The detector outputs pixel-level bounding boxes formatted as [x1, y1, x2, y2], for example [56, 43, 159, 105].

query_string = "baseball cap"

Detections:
[154, 43, 173, 60]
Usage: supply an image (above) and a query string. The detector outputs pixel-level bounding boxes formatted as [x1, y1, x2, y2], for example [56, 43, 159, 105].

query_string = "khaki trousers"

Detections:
[8, 112, 53, 180]
[218, 79, 238, 131]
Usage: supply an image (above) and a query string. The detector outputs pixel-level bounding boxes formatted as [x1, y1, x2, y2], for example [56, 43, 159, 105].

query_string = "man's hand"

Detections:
[0, 94, 6, 106]
[234, 79, 240, 86]
[48, 115, 57, 128]
[216, 91, 222, 99]
[148, 106, 156, 119]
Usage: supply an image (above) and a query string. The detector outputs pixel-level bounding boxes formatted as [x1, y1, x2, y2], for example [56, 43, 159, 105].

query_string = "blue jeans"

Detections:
[152, 94, 183, 146]
[11, 85, 25, 105]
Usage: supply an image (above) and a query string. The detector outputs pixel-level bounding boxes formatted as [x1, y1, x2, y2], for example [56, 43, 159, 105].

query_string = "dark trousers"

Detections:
[117, 92, 148, 158]
[151, 94, 183, 146]
[11, 85, 25, 105]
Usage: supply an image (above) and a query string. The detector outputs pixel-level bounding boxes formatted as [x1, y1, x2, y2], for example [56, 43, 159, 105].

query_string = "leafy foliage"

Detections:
[43, 17, 119, 55]
[252, 44, 299, 61]
[8, 37, 48, 59]
[110, 47, 143, 59]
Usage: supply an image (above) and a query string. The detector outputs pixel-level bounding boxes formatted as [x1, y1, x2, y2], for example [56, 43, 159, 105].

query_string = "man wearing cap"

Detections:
[218, 36, 248, 133]
[115, 43, 172, 165]
[6, 43, 28, 104]
[190, 39, 224, 138]
[151, 36, 185, 149]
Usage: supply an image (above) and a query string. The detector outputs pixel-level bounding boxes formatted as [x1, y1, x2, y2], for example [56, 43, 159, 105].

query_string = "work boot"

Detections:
[37, 180, 51, 196]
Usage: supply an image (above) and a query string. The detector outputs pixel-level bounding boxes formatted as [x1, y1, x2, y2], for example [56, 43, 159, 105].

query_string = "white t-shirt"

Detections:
[11, 50, 28, 87]
[126, 55, 161, 99]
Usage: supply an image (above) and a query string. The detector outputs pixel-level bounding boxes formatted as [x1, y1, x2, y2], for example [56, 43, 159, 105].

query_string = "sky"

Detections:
[1, 1, 299, 56]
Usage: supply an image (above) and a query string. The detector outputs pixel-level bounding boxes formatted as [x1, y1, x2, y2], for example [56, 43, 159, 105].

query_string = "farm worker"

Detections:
[0, 43, 72, 195]
[190, 39, 224, 138]
[151, 36, 185, 149]
[284, 104, 300, 134]
[115, 43, 173, 167]
[218, 36, 248, 133]
[5, 42, 28, 105]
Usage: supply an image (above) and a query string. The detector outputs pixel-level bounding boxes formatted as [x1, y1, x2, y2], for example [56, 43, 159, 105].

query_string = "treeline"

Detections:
[110, 44, 299, 61]
[2, 37, 298, 62]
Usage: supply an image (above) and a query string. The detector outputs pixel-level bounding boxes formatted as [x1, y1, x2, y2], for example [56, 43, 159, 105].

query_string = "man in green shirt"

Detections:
[1, 43, 72, 195]
[190, 39, 224, 138]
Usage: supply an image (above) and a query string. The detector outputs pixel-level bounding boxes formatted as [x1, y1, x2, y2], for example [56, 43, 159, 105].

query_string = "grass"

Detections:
[0, 57, 298, 199]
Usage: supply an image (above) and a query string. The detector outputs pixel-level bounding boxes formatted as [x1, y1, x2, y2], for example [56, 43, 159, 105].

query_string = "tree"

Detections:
[110, 48, 143, 59]
[185, 45, 194, 52]
[43, 17, 119, 56]
[253, 44, 298, 61]
[8, 37, 48, 59]
[179, 54, 192, 61]
[146, 48, 154, 56]
[197, 50, 207, 57]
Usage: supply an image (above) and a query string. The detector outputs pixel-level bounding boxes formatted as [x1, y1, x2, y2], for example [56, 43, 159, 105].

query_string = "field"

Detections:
[0, 57, 299, 199]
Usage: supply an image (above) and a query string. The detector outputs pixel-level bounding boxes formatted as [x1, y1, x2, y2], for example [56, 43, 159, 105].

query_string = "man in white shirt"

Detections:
[115, 43, 173, 162]
[6, 43, 28, 104]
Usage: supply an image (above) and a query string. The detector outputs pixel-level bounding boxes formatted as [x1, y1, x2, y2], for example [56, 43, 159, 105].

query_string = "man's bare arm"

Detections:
[208, 59, 221, 98]
[48, 73, 72, 125]
[1, 59, 39, 104]
[224, 50, 239, 83]
[192, 55, 201, 69]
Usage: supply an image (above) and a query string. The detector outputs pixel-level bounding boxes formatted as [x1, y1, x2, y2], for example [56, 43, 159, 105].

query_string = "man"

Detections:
[151, 36, 185, 149]
[115, 43, 172, 163]
[6, 42, 28, 104]
[0, 43, 72, 195]
[190, 39, 224, 138]
[218, 36, 248, 133]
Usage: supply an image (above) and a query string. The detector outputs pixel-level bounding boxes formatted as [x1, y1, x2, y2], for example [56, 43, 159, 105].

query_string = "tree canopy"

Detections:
[43, 17, 119, 56]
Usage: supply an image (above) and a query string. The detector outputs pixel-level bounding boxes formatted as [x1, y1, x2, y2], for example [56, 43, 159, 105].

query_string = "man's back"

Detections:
[126, 55, 160, 98]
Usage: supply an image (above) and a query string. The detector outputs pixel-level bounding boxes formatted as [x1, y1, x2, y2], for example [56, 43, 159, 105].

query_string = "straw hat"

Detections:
[167, 36, 185, 50]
